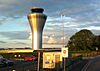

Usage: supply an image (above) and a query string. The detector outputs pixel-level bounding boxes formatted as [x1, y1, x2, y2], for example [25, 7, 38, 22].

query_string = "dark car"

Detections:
[0, 61, 6, 67]
[1, 58, 14, 66]
[0, 58, 6, 67]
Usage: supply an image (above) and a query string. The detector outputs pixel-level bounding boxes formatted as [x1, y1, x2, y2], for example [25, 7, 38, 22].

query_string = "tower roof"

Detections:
[31, 7, 44, 13]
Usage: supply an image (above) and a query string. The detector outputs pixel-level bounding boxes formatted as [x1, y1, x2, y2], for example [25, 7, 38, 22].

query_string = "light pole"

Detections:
[61, 15, 65, 71]
[61, 15, 65, 48]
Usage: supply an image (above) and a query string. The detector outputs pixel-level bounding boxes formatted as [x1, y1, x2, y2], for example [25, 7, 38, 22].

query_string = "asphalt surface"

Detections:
[82, 56, 100, 71]
[0, 60, 62, 71]
[0, 61, 39, 71]
[1, 58, 97, 71]
[69, 59, 89, 71]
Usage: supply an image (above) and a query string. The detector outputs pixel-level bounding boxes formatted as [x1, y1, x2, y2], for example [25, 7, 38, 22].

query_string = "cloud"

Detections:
[0, 0, 100, 19]
[0, 41, 6, 43]
[0, 0, 27, 17]
[91, 30, 100, 35]
[0, 0, 94, 17]
[14, 41, 28, 45]
[0, 16, 7, 25]
[28, 33, 32, 40]
[0, 42, 31, 48]
[47, 37, 57, 44]
[0, 31, 30, 40]
[76, 26, 100, 31]
[43, 35, 68, 44]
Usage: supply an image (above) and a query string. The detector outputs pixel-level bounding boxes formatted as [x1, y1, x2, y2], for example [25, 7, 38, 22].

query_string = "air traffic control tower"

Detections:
[27, 7, 47, 50]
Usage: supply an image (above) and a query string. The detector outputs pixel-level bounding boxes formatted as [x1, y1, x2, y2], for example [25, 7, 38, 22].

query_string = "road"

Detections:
[69, 59, 89, 71]
[0, 60, 55, 71]
[82, 56, 100, 71]
[0, 60, 39, 71]
[1, 57, 100, 71]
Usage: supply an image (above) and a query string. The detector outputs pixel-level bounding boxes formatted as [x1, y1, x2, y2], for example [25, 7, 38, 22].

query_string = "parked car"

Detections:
[0, 55, 3, 58]
[0, 58, 14, 66]
[0, 59, 6, 67]
[24, 56, 37, 61]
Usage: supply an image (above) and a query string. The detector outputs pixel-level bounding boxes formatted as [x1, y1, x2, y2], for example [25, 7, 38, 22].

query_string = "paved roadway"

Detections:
[2, 57, 99, 71]
[0, 61, 39, 71]
[0, 60, 54, 71]
[69, 59, 89, 71]
[82, 56, 100, 71]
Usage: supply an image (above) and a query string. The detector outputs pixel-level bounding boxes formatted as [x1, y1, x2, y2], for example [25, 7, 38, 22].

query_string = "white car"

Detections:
[0, 55, 3, 58]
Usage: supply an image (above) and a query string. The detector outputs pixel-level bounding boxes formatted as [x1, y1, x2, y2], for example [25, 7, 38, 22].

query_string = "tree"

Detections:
[93, 35, 100, 50]
[68, 29, 95, 51]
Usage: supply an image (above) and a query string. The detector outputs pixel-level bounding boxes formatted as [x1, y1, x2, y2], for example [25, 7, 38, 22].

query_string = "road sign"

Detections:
[62, 48, 68, 58]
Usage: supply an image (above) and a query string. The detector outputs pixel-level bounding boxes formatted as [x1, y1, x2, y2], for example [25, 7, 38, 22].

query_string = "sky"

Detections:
[0, 0, 100, 48]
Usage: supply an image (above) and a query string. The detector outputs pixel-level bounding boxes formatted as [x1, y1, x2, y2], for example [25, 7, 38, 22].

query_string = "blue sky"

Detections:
[0, 0, 100, 48]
